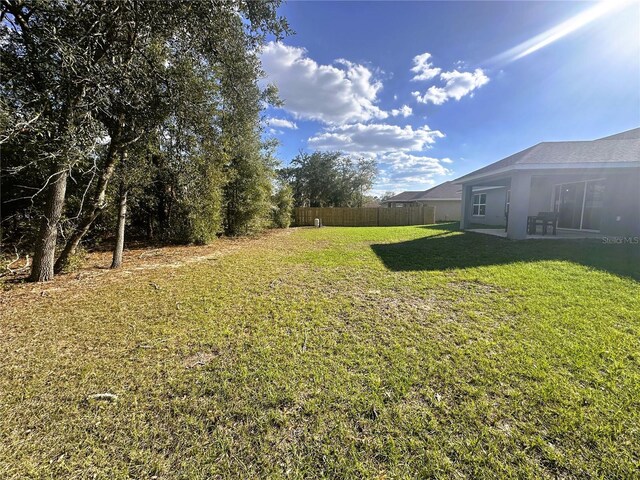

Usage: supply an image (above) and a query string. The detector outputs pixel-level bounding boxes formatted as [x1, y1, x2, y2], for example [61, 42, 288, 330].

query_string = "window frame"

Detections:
[472, 193, 487, 217]
[551, 179, 605, 231]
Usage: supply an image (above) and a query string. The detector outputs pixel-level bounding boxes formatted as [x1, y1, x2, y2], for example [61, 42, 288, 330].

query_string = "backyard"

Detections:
[1, 223, 639, 478]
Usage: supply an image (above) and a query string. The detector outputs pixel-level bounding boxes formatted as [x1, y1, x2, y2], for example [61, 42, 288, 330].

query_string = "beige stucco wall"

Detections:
[420, 200, 461, 221]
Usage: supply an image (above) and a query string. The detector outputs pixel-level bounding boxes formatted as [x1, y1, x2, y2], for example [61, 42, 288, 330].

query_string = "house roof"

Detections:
[597, 127, 640, 140]
[383, 181, 461, 203]
[383, 191, 425, 202]
[415, 181, 461, 200]
[454, 128, 640, 183]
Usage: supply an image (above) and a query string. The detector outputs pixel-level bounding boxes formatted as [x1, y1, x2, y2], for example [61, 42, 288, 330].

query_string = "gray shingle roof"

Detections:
[454, 128, 640, 183]
[383, 191, 425, 202]
[383, 181, 461, 203]
[597, 127, 640, 140]
[414, 181, 461, 200]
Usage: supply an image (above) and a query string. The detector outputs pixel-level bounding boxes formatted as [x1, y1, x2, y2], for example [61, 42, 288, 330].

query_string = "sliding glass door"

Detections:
[556, 182, 585, 229]
[582, 181, 605, 230]
[553, 179, 605, 231]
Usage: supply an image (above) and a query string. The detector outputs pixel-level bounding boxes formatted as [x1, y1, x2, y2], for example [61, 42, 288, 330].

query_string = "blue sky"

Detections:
[260, 1, 640, 195]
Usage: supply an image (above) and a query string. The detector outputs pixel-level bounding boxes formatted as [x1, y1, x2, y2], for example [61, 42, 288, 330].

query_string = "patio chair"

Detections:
[526, 211, 558, 235]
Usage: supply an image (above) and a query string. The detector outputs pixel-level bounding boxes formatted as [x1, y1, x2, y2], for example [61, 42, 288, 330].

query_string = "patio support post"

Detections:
[506, 173, 532, 239]
[459, 184, 473, 230]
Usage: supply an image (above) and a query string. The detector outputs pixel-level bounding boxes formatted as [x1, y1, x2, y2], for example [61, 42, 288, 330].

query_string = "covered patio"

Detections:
[453, 130, 640, 240]
[458, 168, 637, 240]
[467, 227, 605, 240]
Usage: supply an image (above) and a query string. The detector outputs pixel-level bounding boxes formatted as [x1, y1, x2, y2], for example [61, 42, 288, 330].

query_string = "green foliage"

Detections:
[379, 191, 397, 202]
[223, 131, 277, 236]
[223, 150, 275, 236]
[272, 183, 294, 228]
[0, 0, 291, 264]
[280, 151, 377, 207]
[179, 157, 226, 245]
[58, 246, 88, 274]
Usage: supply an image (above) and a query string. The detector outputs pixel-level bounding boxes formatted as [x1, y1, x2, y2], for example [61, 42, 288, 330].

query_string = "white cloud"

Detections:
[410, 52, 442, 81]
[413, 68, 489, 105]
[307, 121, 449, 192]
[260, 42, 388, 124]
[267, 117, 298, 129]
[390, 105, 413, 117]
[308, 123, 444, 154]
[375, 152, 453, 190]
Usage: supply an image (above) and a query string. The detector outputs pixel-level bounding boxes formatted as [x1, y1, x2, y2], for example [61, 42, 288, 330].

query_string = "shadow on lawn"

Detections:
[371, 223, 640, 281]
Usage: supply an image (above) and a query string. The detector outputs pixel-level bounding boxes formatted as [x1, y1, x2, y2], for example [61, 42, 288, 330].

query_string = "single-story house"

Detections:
[453, 127, 640, 239]
[381, 181, 461, 221]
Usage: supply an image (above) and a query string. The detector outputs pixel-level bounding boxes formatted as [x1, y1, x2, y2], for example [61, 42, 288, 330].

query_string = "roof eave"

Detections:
[453, 161, 640, 184]
[417, 197, 461, 201]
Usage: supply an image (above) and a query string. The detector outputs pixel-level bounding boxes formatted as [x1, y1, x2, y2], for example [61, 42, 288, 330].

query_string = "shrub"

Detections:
[272, 184, 294, 228]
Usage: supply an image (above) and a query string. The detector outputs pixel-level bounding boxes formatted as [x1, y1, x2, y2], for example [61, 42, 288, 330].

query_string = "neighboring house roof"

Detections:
[415, 181, 461, 200]
[383, 191, 426, 202]
[454, 128, 640, 184]
[382, 181, 461, 203]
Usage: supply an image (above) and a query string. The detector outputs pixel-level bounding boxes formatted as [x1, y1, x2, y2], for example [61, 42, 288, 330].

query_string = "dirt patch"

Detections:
[0, 229, 292, 309]
[447, 280, 508, 294]
[183, 350, 220, 369]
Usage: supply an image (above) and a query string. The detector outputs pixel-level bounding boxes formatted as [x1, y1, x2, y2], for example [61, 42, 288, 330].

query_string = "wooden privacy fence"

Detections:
[294, 206, 436, 227]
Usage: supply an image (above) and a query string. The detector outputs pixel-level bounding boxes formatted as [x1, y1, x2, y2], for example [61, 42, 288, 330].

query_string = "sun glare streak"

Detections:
[490, 0, 636, 65]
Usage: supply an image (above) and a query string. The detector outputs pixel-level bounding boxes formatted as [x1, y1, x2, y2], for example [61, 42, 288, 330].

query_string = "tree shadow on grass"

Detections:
[371, 227, 640, 281]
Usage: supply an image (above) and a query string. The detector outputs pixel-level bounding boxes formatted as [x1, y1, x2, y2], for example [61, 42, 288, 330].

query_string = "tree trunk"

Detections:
[110, 187, 127, 269]
[29, 170, 67, 282]
[54, 140, 120, 273]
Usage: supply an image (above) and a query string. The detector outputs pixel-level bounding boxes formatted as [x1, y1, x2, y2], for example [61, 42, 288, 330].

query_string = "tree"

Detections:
[110, 182, 128, 269]
[1, 0, 290, 280]
[218, 46, 280, 236]
[109, 143, 154, 269]
[379, 191, 397, 203]
[280, 151, 377, 208]
[272, 183, 294, 228]
[56, 0, 289, 268]
[1, 0, 106, 280]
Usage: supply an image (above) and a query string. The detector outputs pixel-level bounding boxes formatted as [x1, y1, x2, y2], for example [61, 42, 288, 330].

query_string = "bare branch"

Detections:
[0, 110, 43, 144]
[3, 168, 67, 204]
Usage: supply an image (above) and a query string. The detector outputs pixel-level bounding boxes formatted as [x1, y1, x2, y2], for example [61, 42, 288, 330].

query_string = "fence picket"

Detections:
[294, 206, 435, 227]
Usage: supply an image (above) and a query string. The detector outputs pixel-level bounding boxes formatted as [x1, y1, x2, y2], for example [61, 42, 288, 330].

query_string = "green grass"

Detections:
[1, 224, 639, 479]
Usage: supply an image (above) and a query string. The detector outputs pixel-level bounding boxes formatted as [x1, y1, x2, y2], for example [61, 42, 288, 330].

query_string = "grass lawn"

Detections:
[1, 224, 639, 479]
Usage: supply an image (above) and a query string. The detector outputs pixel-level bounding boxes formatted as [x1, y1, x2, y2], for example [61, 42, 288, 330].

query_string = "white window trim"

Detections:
[472, 193, 487, 217]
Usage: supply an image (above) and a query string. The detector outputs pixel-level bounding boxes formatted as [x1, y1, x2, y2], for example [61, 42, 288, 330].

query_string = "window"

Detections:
[472, 193, 486, 216]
